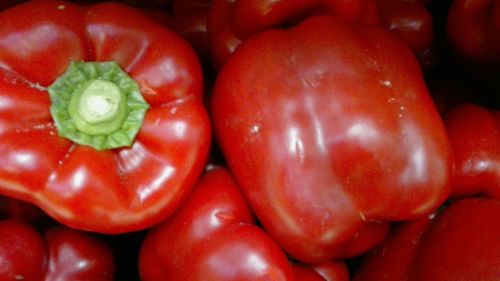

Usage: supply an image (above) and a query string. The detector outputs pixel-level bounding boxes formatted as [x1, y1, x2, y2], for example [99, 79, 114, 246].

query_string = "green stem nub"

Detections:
[48, 61, 149, 150]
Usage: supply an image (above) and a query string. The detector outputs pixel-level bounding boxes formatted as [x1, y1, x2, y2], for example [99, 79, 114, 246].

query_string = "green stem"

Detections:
[48, 61, 149, 150]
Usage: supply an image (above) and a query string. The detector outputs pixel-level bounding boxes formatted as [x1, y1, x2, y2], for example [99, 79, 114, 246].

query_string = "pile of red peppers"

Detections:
[0, 0, 498, 280]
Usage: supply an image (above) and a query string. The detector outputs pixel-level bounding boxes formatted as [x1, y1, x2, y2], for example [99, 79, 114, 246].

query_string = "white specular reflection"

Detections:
[70, 167, 87, 192]
[118, 143, 147, 173]
[207, 247, 274, 278]
[399, 124, 428, 184]
[170, 120, 187, 139]
[0, 24, 70, 58]
[304, 94, 326, 153]
[346, 121, 381, 144]
[286, 127, 304, 161]
[0, 96, 12, 111]
[137, 165, 174, 202]
[11, 151, 35, 168]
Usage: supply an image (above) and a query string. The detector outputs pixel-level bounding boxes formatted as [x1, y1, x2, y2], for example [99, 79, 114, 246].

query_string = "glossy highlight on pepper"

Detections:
[0, 0, 211, 233]
[211, 14, 452, 262]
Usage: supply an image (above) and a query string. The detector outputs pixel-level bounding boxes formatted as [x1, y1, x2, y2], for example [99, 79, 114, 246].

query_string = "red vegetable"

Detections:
[0, 0, 210, 233]
[353, 197, 500, 281]
[292, 265, 330, 281]
[445, 103, 500, 199]
[139, 166, 296, 280]
[211, 15, 452, 262]
[170, 0, 212, 65]
[207, 0, 379, 69]
[0, 219, 115, 280]
[0, 196, 47, 222]
[139, 166, 351, 281]
[376, 0, 433, 55]
[0, 0, 22, 10]
[305, 262, 350, 281]
[447, 0, 500, 66]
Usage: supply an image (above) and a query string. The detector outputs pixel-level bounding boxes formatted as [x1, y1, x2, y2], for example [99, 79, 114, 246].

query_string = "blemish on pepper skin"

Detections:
[57, 5, 65, 10]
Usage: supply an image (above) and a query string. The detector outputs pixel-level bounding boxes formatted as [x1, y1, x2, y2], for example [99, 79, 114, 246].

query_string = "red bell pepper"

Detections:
[0, 196, 47, 222]
[0, 0, 211, 233]
[447, 0, 500, 67]
[295, 262, 350, 281]
[170, 0, 212, 66]
[292, 264, 344, 281]
[139, 166, 351, 281]
[352, 197, 500, 281]
[376, 0, 433, 55]
[2, 0, 174, 10]
[445, 103, 500, 199]
[211, 15, 452, 262]
[0, 218, 115, 280]
[139, 166, 295, 280]
[207, 0, 379, 69]
[0, 0, 22, 10]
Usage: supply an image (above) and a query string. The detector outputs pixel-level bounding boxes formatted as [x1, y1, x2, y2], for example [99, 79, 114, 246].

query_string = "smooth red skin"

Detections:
[332, 220, 389, 258]
[170, 0, 212, 64]
[291, 261, 350, 281]
[140, 7, 172, 27]
[0, 1, 210, 233]
[311, 262, 350, 281]
[211, 15, 452, 262]
[173, 0, 211, 13]
[447, 0, 500, 65]
[75, 0, 174, 6]
[139, 167, 296, 281]
[292, 265, 327, 281]
[0, 196, 47, 222]
[353, 197, 500, 281]
[44, 226, 115, 281]
[0, 219, 114, 281]
[0, 219, 47, 281]
[377, 0, 433, 54]
[0, 0, 23, 10]
[207, 0, 379, 69]
[445, 104, 500, 199]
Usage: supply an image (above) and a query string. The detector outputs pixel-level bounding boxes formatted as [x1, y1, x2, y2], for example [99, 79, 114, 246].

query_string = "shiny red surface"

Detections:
[445, 104, 500, 199]
[0, 219, 115, 280]
[211, 15, 452, 262]
[0, 0, 211, 233]
[139, 167, 296, 281]
[207, 0, 379, 69]
[353, 198, 500, 281]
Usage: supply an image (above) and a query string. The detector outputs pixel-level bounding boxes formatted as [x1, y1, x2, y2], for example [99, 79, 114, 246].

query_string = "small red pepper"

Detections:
[376, 0, 433, 55]
[445, 103, 500, 199]
[139, 166, 296, 280]
[0, 218, 115, 280]
[352, 197, 500, 281]
[447, 0, 500, 67]
[170, 0, 212, 65]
